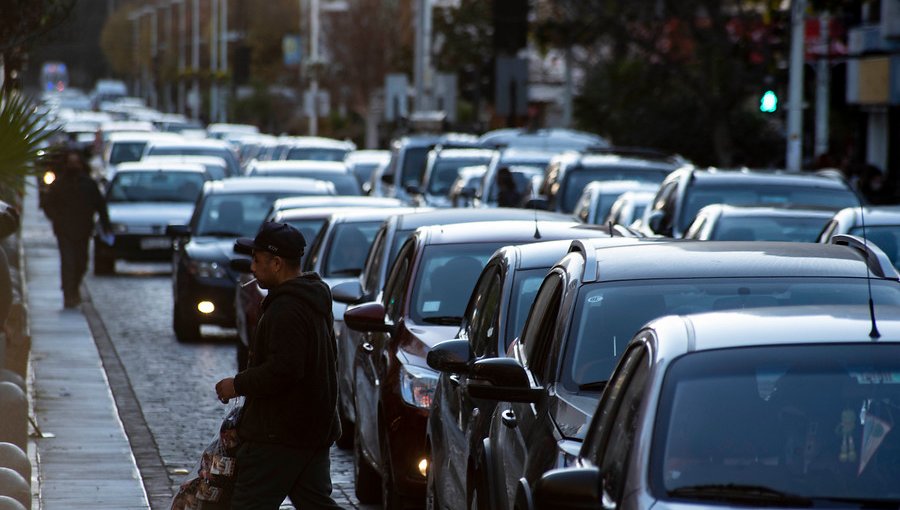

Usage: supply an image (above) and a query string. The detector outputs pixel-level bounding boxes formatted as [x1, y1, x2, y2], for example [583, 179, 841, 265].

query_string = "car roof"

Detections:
[113, 161, 208, 174]
[496, 148, 559, 163]
[688, 168, 853, 190]
[286, 136, 355, 149]
[587, 240, 895, 282]
[147, 138, 232, 149]
[203, 177, 333, 195]
[478, 128, 609, 150]
[833, 206, 900, 226]
[249, 160, 348, 173]
[496, 237, 638, 270]
[432, 148, 496, 160]
[346, 150, 390, 163]
[327, 207, 421, 223]
[394, 207, 572, 230]
[417, 221, 608, 245]
[648, 305, 900, 355]
[583, 180, 659, 195]
[701, 204, 837, 219]
[107, 131, 182, 143]
[394, 133, 479, 148]
[271, 196, 404, 211]
[576, 153, 681, 171]
[143, 154, 227, 164]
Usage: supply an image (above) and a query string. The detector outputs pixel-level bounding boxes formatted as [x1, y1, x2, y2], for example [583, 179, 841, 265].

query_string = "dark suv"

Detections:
[458, 236, 900, 510]
[343, 221, 611, 509]
[641, 168, 860, 238]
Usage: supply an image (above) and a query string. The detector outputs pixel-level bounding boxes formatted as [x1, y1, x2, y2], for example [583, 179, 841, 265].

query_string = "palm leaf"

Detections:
[0, 89, 58, 192]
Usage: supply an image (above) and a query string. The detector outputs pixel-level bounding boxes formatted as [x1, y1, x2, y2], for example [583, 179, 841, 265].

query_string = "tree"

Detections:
[0, 0, 75, 92]
[0, 89, 57, 191]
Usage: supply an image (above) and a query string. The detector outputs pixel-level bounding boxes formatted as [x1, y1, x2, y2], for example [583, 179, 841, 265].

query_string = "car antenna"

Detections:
[533, 206, 541, 240]
[858, 197, 880, 339]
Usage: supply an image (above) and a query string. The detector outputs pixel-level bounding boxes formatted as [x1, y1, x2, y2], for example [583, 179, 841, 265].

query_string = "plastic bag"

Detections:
[171, 398, 243, 510]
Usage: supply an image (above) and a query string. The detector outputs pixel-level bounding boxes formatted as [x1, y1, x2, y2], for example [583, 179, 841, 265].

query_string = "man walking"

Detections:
[215, 221, 342, 509]
[42, 149, 110, 308]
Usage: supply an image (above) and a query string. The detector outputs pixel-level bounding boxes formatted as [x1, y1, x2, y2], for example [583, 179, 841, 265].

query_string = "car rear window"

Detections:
[107, 171, 207, 203]
[323, 221, 382, 277]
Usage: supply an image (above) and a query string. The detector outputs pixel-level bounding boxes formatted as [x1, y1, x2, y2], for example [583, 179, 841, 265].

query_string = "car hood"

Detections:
[553, 390, 601, 441]
[108, 202, 195, 227]
[398, 322, 459, 362]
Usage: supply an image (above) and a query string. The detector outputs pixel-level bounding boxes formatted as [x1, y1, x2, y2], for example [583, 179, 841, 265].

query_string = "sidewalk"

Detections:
[22, 186, 150, 509]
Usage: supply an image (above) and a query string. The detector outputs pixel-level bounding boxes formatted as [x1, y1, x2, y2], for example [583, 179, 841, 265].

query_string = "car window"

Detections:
[322, 221, 382, 277]
[561, 168, 667, 213]
[712, 215, 831, 243]
[467, 268, 502, 358]
[848, 225, 900, 269]
[384, 240, 414, 321]
[285, 218, 327, 267]
[427, 158, 491, 195]
[649, 179, 678, 234]
[303, 220, 330, 273]
[504, 269, 548, 350]
[107, 171, 206, 203]
[193, 192, 298, 237]
[284, 147, 348, 161]
[109, 142, 147, 165]
[400, 147, 431, 187]
[520, 271, 564, 384]
[362, 226, 387, 295]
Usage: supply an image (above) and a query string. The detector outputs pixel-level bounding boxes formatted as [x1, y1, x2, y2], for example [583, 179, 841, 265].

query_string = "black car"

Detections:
[641, 168, 860, 238]
[446, 236, 900, 510]
[425, 236, 640, 510]
[166, 177, 334, 342]
[378, 133, 479, 203]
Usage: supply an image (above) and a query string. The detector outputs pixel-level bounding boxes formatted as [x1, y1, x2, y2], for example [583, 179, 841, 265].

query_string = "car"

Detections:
[266, 195, 405, 220]
[425, 235, 641, 510]
[346, 149, 391, 189]
[166, 177, 335, 342]
[232, 206, 417, 370]
[93, 162, 210, 274]
[683, 204, 835, 242]
[605, 190, 655, 228]
[529, 305, 900, 510]
[343, 220, 615, 509]
[379, 134, 480, 203]
[245, 160, 361, 195]
[642, 168, 861, 238]
[142, 154, 230, 180]
[477, 128, 609, 152]
[454, 236, 900, 510]
[410, 148, 495, 207]
[818, 206, 900, 270]
[474, 148, 560, 209]
[206, 122, 259, 140]
[572, 181, 660, 225]
[448, 165, 488, 208]
[144, 138, 241, 178]
[540, 150, 682, 214]
[282, 136, 356, 161]
[329, 208, 578, 463]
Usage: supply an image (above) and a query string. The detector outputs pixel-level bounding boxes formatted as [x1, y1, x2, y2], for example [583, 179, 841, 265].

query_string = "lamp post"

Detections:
[309, 0, 319, 135]
[220, 0, 228, 122]
[191, 0, 200, 120]
[172, 0, 186, 115]
[786, 0, 806, 172]
[128, 10, 142, 97]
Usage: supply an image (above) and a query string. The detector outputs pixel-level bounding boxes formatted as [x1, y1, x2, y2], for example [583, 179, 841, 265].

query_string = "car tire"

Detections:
[354, 424, 381, 504]
[173, 302, 200, 342]
[380, 429, 404, 510]
[93, 242, 115, 275]
[335, 404, 354, 450]
[426, 458, 439, 510]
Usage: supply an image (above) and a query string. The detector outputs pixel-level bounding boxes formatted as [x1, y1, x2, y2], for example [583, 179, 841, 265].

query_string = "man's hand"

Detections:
[215, 377, 237, 404]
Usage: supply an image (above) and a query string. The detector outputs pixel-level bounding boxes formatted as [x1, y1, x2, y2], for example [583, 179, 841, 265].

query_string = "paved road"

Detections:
[83, 260, 374, 509]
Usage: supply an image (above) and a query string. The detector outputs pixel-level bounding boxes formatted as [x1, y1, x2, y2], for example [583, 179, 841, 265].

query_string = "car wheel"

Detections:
[426, 459, 439, 510]
[335, 403, 354, 450]
[353, 424, 381, 504]
[93, 242, 115, 275]
[173, 302, 200, 342]
[380, 429, 404, 510]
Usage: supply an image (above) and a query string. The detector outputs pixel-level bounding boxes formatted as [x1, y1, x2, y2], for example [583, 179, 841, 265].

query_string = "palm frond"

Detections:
[0, 89, 58, 192]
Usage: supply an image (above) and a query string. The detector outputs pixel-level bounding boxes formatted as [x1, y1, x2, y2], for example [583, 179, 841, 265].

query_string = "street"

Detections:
[82, 260, 370, 509]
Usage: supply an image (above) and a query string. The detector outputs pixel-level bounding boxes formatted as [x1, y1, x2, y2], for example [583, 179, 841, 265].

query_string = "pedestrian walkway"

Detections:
[23, 186, 150, 509]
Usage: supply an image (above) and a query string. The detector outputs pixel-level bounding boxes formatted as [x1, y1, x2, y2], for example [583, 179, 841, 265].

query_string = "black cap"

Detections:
[235, 221, 306, 259]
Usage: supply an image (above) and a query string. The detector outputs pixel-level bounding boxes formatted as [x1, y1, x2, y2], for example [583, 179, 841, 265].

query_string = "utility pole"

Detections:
[176, 0, 186, 114]
[192, 0, 200, 120]
[164, 0, 174, 112]
[309, 0, 319, 135]
[150, 6, 159, 109]
[814, 12, 830, 159]
[128, 11, 141, 97]
[413, 0, 433, 112]
[786, 0, 806, 172]
[220, 0, 228, 122]
[210, 0, 219, 123]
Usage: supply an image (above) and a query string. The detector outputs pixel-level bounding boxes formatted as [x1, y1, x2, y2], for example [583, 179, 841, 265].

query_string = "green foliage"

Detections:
[0, 90, 57, 190]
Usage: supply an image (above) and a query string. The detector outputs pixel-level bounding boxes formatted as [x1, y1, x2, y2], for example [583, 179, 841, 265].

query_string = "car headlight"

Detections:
[398, 363, 438, 409]
[188, 260, 228, 279]
[42, 170, 56, 185]
[110, 222, 128, 234]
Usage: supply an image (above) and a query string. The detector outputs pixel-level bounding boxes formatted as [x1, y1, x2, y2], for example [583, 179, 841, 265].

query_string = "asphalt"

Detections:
[23, 185, 152, 509]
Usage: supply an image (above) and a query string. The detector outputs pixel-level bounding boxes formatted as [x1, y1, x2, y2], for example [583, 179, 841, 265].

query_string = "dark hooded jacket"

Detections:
[233, 272, 341, 449]
[43, 169, 110, 239]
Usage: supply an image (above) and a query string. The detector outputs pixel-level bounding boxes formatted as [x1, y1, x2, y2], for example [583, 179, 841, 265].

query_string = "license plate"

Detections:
[140, 237, 171, 250]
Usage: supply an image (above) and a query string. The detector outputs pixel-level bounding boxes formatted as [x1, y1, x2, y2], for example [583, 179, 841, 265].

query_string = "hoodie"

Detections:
[233, 272, 341, 449]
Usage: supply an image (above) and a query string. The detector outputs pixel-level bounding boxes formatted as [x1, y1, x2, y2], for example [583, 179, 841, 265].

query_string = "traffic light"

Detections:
[760, 90, 778, 113]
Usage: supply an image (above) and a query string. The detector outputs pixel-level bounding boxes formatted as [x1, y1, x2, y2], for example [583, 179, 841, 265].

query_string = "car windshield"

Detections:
[194, 192, 302, 237]
[652, 344, 900, 504]
[409, 243, 505, 324]
[400, 147, 430, 187]
[107, 171, 206, 203]
[562, 278, 900, 392]
[488, 164, 545, 202]
[323, 221, 382, 277]
[849, 226, 900, 269]
[680, 184, 859, 233]
[562, 168, 668, 213]
[109, 141, 147, 165]
[285, 218, 327, 250]
[258, 171, 360, 195]
[285, 147, 348, 162]
[712, 215, 831, 242]
[428, 158, 491, 195]
[147, 146, 239, 176]
[505, 269, 547, 348]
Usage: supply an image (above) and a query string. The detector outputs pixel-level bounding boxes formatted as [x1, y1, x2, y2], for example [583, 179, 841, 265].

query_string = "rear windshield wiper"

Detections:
[199, 230, 242, 237]
[669, 484, 813, 506]
[328, 269, 361, 276]
[420, 316, 462, 326]
[578, 381, 607, 392]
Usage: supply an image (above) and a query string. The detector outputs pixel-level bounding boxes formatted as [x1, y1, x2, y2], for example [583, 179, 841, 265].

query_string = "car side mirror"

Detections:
[229, 258, 251, 273]
[523, 197, 549, 210]
[646, 210, 665, 234]
[166, 224, 191, 237]
[344, 301, 393, 333]
[427, 339, 473, 374]
[532, 467, 601, 510]
[381, 172, 395, 185]
[466, 358, 542, 403]
[331, 280, 363, 304]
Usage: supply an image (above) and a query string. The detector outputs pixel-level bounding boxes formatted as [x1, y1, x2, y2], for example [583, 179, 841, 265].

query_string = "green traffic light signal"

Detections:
[760, 90, 778, 113]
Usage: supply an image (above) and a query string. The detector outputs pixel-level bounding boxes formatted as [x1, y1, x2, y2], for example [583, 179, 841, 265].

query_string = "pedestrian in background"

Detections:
[215, 221, 342, 510]
[42, 149, 111, 308]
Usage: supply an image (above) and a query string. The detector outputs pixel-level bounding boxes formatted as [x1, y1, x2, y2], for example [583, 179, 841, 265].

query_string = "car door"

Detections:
[491, 270, 565, 510]
[355, 238, 414, 461]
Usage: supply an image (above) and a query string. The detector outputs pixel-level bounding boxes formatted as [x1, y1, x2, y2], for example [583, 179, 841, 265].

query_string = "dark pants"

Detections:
[231, 441, 343, 510]
[56, 234, 89, 303]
